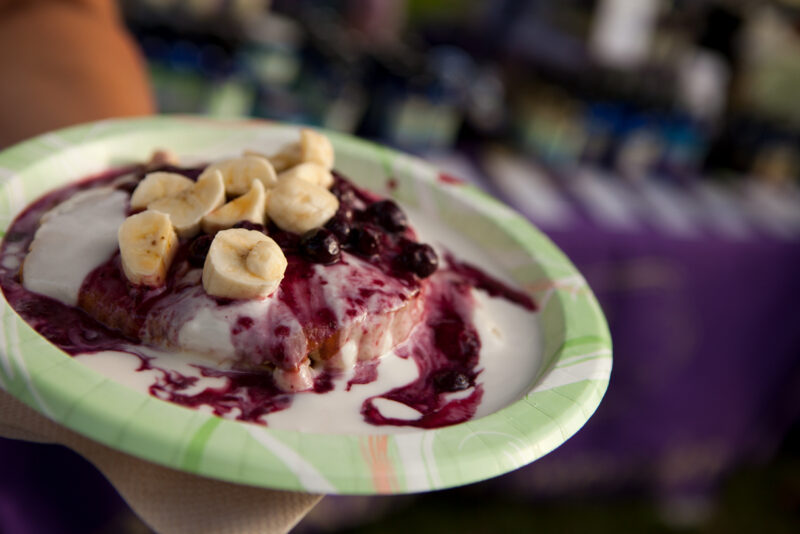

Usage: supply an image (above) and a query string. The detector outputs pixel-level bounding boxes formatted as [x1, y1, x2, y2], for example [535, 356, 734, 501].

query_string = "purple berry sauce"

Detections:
[362, 270, 485, 428]
[444, 253, 537, 312]
[0, 164, 537, 429]
[437, 173, 465, 185]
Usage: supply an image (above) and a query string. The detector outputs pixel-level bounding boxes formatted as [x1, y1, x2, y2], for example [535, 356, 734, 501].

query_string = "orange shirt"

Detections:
[0, 0, 153, 147]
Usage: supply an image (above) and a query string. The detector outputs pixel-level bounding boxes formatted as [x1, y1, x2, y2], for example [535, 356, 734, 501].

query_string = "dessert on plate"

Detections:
[0, 128, 536, 428]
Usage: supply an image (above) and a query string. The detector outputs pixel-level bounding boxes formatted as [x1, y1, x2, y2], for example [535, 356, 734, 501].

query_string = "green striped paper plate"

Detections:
[0, 117, 611, 494]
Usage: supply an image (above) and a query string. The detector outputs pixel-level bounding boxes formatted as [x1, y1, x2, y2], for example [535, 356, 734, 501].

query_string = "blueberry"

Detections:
[330, 182, 356, 206]
[365, 200, 408, 232]
[188, 235, 213, 267]
[325, 213, 352, 242]
[339, 205, 355, 222]
[349, 226, 380, 257]
[232, 221, 267, 233]
[269, 226, 299, 251]
[433, 370, 471, 392]
[401, 243, 438, 278]
[300, 228, 341, 264]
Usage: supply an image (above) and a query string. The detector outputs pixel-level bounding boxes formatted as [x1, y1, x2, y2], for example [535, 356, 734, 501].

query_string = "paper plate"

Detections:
[0, 117, 611, 495]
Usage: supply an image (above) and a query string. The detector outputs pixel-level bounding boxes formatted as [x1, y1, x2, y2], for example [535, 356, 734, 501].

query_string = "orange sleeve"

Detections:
[0, 0, 155, 148]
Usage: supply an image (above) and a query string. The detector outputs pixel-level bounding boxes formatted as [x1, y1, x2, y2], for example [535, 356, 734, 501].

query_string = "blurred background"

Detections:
[3, 0, 800, 532]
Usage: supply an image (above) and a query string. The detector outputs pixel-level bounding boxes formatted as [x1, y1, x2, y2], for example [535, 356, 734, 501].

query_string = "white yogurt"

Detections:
[22, 188, 128, 305]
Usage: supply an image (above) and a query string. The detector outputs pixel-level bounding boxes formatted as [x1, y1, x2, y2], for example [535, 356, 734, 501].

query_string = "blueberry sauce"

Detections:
[438, 173, 465, 185]
[361, 269, 485, 428]
[346, 360, 380, 391]
[0, 165, 537, 429]
[445, 253, 537, 311]
[149, 364, 293, 421]
[187, 235, 213, 267]
[143, 164, 206, 181]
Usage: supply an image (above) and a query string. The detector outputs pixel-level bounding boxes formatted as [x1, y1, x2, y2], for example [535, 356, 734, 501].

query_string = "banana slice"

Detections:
[201, 179, 267, 234]
[243, 148, 277, 164]
[148, 169, 225, 238]
[278, 162, 334, 189]
[130, 172, 194, 211]
[299, 129, 334, 170]
[263, 144, 300, 173]
[145, 149, 180, 171]
[267, 176, 339, 235]
[200, 155, 277, 196]
[267, 128, 334, 173]
[118, 210, 179, 287]
[202, 228, 287, 299]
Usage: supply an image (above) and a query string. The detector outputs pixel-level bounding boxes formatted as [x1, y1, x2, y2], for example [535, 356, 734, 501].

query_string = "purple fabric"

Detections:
[0, 439, 126, 534]
[486, 165, 800, 499]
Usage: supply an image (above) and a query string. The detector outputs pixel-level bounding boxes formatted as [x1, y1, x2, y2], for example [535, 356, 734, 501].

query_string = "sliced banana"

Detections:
[130, 172, 194, 211]
[243, 149, 268, 159]
[118, 210, 179, 287]
[202, 228, 287, 300]
[299, 129, 334, 170]
[267, 176, 339, 235]
[200, 155, 277, 196]
[145, 149, 180, 171]
[148, 169, 225, 238]
[201, 179, 267, 234]
[265, 144, 301, 173]
[268, 128, 334, 173]
[278, 162, 334, 189]
[245, 240, 280, 279]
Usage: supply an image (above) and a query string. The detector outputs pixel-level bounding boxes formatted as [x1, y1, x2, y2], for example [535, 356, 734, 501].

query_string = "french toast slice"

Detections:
[78, 246, 426, 391]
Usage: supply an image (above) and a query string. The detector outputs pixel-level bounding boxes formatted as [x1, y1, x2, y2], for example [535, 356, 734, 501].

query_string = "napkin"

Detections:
[0, 389, 322, 534]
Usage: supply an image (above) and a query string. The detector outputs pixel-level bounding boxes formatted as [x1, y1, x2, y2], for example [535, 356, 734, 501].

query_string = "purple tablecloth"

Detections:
[0, 439, 126, 534]
[471, 153, 800, 501]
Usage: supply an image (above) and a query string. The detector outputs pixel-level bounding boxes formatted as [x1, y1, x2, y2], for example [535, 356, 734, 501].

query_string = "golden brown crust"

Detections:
[78, 285, 141, 340]
[79, 272, 426, 369]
